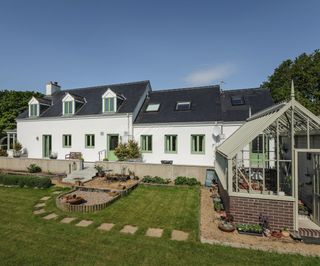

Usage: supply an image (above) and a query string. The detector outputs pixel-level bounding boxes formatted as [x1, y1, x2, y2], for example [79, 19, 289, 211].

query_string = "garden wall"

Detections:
[0, 157, 82, 174]
[229, 196, 294, 230]
[96, 161, 213, 184]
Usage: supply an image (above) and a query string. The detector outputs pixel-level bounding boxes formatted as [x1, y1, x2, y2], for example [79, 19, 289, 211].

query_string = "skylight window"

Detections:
[176, 101, 191, 111]
[146, 103, 160, 112]
[231, 96, 245, 106]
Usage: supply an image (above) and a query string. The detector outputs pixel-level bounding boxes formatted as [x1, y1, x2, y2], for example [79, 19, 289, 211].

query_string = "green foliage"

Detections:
[214, 201, 222, 212]
[13, 141, 22, 151]
[114, 140, 141, 161]
[114, 142, 129, 161]
[142, 175, 170, 184]
[0, 174, 51, 188]
[0, 149, 8, 157]
[0, 90, 43, 138]
[262, 49, 320, 115]
[27, 164, 42, 173]
[236, 223, 263, 234]
[174, 176, 200, 186]
[127, 139, 141, 159]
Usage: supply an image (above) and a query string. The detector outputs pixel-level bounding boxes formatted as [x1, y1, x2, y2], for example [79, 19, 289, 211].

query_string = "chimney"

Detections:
[46, 81, 61, 96]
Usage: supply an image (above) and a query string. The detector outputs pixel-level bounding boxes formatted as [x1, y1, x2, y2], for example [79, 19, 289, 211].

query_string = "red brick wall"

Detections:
[229, 196, 294, 230]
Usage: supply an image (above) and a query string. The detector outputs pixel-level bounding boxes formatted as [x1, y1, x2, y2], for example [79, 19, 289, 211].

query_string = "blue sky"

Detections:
[0, 0, 319, 92]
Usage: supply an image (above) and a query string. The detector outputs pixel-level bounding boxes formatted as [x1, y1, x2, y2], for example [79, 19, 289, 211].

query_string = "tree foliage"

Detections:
[0, 90, 42, 137]
[262, 50, 320, 115]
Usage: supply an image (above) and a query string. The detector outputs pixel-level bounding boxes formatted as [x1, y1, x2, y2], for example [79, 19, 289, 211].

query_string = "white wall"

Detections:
[17, 114, 132, 162]
[133, 123, 241, 166]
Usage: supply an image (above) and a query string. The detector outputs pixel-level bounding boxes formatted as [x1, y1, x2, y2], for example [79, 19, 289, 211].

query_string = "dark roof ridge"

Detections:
[62, 80, 150, 92]
[151, 84, 220, 94]
[221, 87, 267, 93]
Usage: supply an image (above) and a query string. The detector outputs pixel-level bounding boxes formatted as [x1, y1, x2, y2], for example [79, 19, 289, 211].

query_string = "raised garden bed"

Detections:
[236, 224, 263, 237]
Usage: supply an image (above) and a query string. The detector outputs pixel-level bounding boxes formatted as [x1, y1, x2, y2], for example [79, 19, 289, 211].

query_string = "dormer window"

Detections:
[176, 101, 191, 111]
[62, 92, 85, 116]
[29, 104, 38, 117]
[104, 98, 115, 112]
[64, 101, 73, 115]
[146, 103, 160, 112]
[102, 88, 120, 113]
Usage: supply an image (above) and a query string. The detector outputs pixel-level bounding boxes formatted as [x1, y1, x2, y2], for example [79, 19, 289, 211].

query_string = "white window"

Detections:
[102, 88, 118, 113]
[176, 101, 191, 111]
[104, 97, 115, 112]
[146, 103, 160, 112]
[29, 104, 38, 117]
[63, 101, 73, 115]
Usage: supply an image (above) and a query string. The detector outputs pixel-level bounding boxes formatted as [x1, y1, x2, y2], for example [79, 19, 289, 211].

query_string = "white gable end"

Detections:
[28, 97, 39, 105]
[102, 88, 117, 98]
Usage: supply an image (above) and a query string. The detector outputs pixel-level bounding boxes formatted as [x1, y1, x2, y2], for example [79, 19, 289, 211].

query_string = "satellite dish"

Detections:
[213, 126, 221, 137]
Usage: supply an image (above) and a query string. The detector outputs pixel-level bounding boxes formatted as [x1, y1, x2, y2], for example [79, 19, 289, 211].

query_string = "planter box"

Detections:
[237, 230, 263, 237]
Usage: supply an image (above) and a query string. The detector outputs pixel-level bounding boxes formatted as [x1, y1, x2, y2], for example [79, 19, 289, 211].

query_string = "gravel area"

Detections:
[84, 177, 139, 190]
[59, 190, 114, 206]
[200, 188, 320, 257]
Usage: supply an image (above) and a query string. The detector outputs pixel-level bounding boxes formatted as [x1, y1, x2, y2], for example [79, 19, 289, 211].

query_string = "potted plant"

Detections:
[236, 223, 263, 236]
[49, 152, 58, 159]
[13, 142, 22, 158]
[281, 227, 290, 237]
[94, 165, 105, 177]
[128, 170, 135, 179]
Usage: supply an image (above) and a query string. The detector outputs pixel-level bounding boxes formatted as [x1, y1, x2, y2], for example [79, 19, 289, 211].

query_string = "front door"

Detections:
[313, 153, 320, 226]
[43, 135, 52, 158]
[107, 134, 119, 161]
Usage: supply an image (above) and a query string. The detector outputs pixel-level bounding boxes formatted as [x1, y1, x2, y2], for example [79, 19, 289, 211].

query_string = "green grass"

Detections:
[46, 185, 200, 241]
[0, 186, 318, 265]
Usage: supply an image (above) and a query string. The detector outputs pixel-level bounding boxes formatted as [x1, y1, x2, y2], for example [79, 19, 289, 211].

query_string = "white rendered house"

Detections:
[16, 81, 274, 165]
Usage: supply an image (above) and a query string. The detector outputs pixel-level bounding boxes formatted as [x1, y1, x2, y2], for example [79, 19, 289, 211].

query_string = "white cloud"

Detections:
[184, 63, 236, 86]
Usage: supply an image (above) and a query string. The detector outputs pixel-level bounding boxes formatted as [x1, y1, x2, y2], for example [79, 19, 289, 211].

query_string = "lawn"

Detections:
[0, 186, 318, 265]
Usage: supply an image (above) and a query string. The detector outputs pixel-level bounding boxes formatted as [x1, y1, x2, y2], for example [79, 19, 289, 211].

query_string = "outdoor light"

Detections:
[36, 136, 39, 141]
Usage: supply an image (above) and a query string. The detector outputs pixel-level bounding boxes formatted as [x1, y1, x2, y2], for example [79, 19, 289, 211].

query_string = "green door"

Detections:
[107, 134, 119, 161]
[43, 135, 52, 158]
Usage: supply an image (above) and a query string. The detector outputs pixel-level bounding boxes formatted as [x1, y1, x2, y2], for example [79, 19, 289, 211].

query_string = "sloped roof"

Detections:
[217, 99, 320, 159]
[134, 85, 222, 124]
[220, 88, 274, 121]
[17, 80, 150, 119]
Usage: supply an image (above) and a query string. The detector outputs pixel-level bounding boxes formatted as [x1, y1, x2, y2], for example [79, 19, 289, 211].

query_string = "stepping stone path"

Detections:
[40, 196, 51, 201]
[33, 209, 46, 215]
[43, 213, 58, 220]
[146, 228, 163, 238]
[34, 202, 46, 208]
[171, 230, 189, 241]
[75, 220, 93, 227]
[98, 223, 115, 231]
[60, 217, 76, 224]
[120, 225, 138, 235]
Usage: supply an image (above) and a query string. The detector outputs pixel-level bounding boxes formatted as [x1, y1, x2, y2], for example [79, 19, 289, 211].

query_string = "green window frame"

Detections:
[85, 134, 95, 148]
[104, 97, 115, 112]
[29, 104, 38, 117]
[141, 135, 152, 152]
[62, 134, 72, 148]
[165, 135, 177, 153]
[191, 135, 205, 154]
[64, 101, 73, 115]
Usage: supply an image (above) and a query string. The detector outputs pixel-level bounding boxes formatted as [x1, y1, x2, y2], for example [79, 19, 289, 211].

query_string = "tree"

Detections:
[0, 90, 42, 137]
[262, 50, 320, 115]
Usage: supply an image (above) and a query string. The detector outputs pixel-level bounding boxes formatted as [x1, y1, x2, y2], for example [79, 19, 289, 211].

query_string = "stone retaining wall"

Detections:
[95, 161, 213, 184]
[0, 157, 82, 174]
[229, 196, 294, 230]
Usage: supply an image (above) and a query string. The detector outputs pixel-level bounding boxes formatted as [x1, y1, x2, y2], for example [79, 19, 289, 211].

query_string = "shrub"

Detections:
[0, 149, 8, 157]
[0, 174, 52, 188]
[114, 140, 141, 161]
[13, 142, 22, 151]
[114, 143, 129, 161]
[174, 176, 200, 186]
[142, 176, 170, 184]
[27, 164, 42, 173]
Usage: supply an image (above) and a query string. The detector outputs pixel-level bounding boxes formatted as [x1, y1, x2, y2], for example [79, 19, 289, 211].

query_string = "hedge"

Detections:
[0, 174, 52, 188]
[174, 176, 200, 186]
[142, 176, 170, 184]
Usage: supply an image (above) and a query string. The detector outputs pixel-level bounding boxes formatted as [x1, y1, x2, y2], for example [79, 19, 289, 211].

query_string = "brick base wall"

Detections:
[229, 196, 294, 230]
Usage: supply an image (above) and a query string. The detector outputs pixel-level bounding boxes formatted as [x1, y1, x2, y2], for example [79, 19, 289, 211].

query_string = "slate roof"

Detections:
[17, 80, 150, 119]
[220, 88, 274, 122]
[134, 85, 222, 124]
[35, 97, 51, 105]
[134, 86, 274, 124]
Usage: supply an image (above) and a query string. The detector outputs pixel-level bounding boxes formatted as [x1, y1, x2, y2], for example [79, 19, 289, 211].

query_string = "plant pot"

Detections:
[237, 230, 263, 237]
[218, 222, 235, 233]
[282, 231, 290, 237]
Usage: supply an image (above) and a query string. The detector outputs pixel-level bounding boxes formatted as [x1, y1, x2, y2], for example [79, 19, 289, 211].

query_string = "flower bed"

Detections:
[236, 223, 263, 236]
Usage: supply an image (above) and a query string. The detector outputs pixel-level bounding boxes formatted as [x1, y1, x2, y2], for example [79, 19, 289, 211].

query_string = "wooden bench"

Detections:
[65, 152, 82, 160]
